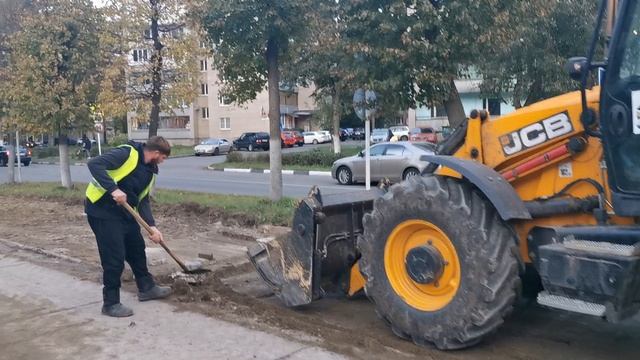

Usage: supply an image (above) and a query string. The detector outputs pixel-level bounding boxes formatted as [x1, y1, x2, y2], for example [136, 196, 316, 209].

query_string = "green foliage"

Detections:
[98, 0, 204, 135]
[283, 149, 351, 167]
[109, 133, 129, 146]
[226, 147, 362, 168]
[476, 0, 599, 107]
[5, 0, 104, 135]
[196, 0, 312, 104]
[32, 146, 60, 159]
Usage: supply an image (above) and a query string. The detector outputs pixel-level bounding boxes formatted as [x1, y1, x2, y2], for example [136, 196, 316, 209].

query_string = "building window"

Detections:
[219, 94, 231, 106]
[201, 83, 208, 95]
[132, 49, 148, 62]
[201, 107, 209, 119]
[434, 104, 447, 117]
[220, 117, 231, 130]
[486, 98, 501, 116]
[200, 59, 208, 71]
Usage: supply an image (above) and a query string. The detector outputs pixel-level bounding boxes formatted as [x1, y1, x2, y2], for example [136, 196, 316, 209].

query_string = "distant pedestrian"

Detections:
[85, 136, 173, 317]
[76, 135, 91, 159]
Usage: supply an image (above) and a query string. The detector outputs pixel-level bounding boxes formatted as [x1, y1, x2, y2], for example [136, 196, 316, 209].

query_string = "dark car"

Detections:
[54, 137, 78, 146]
[352, 128, 365, 140]
[339, 129, 349, 141]
[233, 132, 270, 151]
[0, 145, 31, 166]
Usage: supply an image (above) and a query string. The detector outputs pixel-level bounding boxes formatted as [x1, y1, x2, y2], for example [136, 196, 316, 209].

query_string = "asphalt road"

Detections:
[0, 154, 364, 198]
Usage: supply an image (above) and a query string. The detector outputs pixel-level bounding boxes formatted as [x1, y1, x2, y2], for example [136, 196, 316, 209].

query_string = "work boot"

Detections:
[101, 303, 134, 317]
[138, 285, 172, 301]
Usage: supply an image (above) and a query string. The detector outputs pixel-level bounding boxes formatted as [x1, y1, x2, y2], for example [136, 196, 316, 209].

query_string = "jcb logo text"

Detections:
[500, 112, 573, 156]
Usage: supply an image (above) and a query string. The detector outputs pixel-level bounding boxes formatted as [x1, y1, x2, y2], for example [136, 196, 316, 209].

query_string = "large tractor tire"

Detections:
[358, 175, 521, 350]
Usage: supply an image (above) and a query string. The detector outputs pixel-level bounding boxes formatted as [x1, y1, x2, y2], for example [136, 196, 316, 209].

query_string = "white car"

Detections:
[389, 125, 410, 141]
[194, 138, 232, 156]
[303, 131, 328, 144]
[371, 128, 392, 143]
[319, 131, 333, 142]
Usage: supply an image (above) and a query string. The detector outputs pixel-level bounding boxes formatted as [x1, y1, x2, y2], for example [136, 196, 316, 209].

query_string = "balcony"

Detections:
[280, 104, 298, 115]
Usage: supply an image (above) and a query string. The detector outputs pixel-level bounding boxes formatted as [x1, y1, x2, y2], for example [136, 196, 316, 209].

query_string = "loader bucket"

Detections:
[248, 186, 386, 307]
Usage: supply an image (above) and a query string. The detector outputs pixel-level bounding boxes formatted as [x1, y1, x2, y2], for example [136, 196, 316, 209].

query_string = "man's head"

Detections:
[143, 136, 171, 165]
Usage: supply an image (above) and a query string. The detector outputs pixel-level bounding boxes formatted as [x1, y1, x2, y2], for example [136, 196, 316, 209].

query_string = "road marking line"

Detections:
[224, 168, 251, 173]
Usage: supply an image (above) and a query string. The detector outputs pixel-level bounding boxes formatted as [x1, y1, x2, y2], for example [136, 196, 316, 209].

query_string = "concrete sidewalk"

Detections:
[0, 255, 343, 360]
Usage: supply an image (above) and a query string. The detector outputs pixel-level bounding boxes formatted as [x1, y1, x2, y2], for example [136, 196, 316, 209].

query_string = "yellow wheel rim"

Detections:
[384, 220, 461, 311]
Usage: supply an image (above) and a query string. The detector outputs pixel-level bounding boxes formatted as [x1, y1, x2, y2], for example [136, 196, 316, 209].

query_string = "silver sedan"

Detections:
[194, 138, 232, 156]
[331, 142, 435, 185]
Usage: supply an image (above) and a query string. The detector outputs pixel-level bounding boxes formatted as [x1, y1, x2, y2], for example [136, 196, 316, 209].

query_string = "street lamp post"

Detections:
[353, 89, 377, 190]
[94, 121, 103, 156]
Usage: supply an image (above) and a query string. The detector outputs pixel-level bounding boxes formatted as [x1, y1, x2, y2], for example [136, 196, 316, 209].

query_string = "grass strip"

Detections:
[0, 182, 297, 226]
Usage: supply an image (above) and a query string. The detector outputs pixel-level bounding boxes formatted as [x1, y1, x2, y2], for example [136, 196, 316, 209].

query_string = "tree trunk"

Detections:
[58, 133, 73, 189]
[266, 36, 283, 201]
[148, 0, 163, 138]
[331, 84, 342, 154]
[443, 78, 466, 128]
[512, 80, 523, 109]
[524, 80, 543, 107]
[6, 131, 15, 183]
[513, 97, 522, 109]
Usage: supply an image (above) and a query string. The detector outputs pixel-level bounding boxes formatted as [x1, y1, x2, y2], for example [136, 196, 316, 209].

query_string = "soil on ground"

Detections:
[1, 195, 639, 360]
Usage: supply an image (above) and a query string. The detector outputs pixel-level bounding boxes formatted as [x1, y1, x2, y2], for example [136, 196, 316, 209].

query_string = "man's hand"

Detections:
[111, 189, 127, 205]
[149, 226, 164, 244]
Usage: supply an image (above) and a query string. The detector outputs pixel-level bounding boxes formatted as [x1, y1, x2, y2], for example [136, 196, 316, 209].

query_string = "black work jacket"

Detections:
[84, 141, 157, 226]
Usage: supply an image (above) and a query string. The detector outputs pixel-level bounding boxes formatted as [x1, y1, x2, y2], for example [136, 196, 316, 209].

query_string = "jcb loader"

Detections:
[249, 0, 640, 350]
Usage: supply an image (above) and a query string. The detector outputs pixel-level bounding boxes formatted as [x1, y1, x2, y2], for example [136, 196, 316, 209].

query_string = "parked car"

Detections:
[351, 128, 365, 140]
[371, 128, 393, 143]
[233, 132, 270, 151]
[409, 127, 438, 144]
[0, 145, 31, 166]
[54, 137, 78, 146]
[194, 138, 232, 156]
[280, 131, 297, 148]
[339, 129, 349, 141]
[319, 130, 333, 142]
[331, 142, 435, 185]
[292, 130, 304, 147]
[389, 125, 410, 141]
[303, 131, 329, 144]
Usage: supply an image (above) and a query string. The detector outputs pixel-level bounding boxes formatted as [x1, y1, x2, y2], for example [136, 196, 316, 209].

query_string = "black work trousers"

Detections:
[88, 216, 155, 306]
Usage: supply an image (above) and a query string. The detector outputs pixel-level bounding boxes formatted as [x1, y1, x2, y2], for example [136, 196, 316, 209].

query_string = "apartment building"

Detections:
[127, 50, 317, 145]
[406, 78, 517, 131]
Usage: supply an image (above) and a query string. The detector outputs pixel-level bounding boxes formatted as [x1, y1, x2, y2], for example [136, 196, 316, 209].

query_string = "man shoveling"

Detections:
[85, 136, 172, 317]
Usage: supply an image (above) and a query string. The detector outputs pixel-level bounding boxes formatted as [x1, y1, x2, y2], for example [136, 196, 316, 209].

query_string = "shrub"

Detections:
[225, 147, 362, 168]
[32, 146, 60, 159]
[282, 149, 345, 167]
[227, 151, 269, 163]
[110, 134, 129, 146]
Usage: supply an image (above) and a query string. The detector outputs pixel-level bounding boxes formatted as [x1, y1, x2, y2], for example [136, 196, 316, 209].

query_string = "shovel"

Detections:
[121, 202, 206, 273]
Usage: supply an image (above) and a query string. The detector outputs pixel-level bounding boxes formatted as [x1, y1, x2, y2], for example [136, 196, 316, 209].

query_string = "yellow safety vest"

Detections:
[85, 144, 156, 204]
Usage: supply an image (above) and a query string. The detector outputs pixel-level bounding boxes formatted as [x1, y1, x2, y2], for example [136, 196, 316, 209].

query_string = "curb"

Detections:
[207, 165, 332, 177]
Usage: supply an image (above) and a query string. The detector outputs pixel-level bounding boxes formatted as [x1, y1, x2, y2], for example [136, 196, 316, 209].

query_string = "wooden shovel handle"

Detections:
[121, 202, 190, 273]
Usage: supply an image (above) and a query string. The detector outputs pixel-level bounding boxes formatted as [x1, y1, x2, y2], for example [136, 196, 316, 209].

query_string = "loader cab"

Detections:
[600, 0, 640, 215]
